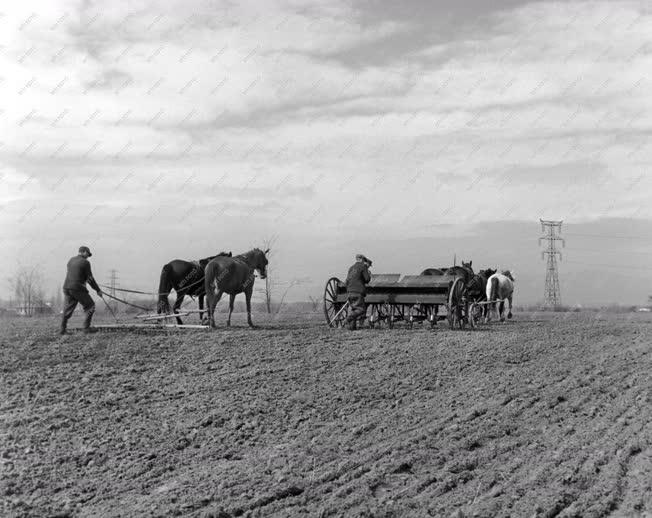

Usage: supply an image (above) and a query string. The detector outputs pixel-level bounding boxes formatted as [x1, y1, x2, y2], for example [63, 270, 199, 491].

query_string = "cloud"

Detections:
[1, 0, 652, 299]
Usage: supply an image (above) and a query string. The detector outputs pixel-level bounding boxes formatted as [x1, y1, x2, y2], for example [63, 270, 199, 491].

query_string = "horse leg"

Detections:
[227, 294, 235, 327]
[484, 301, 492, 324]
[207, 289, 223, 329]
[499, 300, 505, 322]
[173, 294, 185, 325]
[157, 295, 168, 315]
[245, 286, 254, 327]
[206, 289, 213, 327]
[507, 295, 513, 319]
[198, 295, 204, 323]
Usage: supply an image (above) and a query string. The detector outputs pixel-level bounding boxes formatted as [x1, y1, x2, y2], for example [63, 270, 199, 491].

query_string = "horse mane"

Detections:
[199, 251, 231, 267]
[235, 249, 255, 260]
[237, 247, 269, 257]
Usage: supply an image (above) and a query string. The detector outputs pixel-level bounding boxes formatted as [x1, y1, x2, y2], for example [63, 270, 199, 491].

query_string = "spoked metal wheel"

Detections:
[469, 302, 483, 329]
[323, 277, 348, 327]
[448, 278, 467, 330]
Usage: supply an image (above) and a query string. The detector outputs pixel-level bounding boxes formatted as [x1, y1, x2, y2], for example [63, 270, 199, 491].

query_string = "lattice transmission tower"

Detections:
[539, 219, 564, 307]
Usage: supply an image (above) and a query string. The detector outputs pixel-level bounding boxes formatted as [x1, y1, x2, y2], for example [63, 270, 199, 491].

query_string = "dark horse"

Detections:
[420, 261, 474, 324]
[445, 260, 475, 284]
[465, 268, 497, 301]
[157, 252, 232, 324]
[420, 261, 474, 283]
[204, 248, 269, 328]
[466, 268, 497, 320]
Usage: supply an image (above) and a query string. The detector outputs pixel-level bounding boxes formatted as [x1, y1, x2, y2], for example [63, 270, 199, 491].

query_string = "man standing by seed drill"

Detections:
[60, 246, 103, 335]
[345, 254, 372, 330]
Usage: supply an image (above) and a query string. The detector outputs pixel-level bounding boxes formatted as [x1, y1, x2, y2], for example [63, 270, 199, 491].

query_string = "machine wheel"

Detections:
[469, 302, 483, 329]
[323, 277, 347, 327]
[448, 278, 466, 330]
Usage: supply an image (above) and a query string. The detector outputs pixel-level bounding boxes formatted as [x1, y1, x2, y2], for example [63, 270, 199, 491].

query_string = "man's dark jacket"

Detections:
[63, 256, 100, 292]
[346, 262, 371, 295]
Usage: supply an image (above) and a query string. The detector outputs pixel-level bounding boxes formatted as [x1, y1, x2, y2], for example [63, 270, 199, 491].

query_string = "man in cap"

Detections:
[344, 254, 372, 330]
[60, 246, 103, 334]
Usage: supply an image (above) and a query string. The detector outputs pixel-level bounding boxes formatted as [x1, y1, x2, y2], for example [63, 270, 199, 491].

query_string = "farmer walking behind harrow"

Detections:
[60, 246, 103, 335]
[345, 254, 372, 330]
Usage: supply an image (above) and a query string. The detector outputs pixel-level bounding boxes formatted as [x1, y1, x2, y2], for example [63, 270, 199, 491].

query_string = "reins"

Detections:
[102, 292, 155, 311]
[99, 271, 207, 298]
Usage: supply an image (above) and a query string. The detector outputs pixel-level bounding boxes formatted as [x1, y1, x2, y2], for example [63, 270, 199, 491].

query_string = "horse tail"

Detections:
[204, 260, 217, 296]
[489, 276, 499, 301]
[157, 263, 173, 314]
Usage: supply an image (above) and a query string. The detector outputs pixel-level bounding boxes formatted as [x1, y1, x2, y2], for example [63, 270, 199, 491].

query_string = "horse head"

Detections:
[462, 260, 474, 274]
[252, 248, 269, 279]
[502, 270, 515, 282]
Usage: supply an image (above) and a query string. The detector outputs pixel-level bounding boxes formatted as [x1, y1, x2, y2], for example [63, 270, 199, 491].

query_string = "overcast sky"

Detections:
[2, 0, 652, 306]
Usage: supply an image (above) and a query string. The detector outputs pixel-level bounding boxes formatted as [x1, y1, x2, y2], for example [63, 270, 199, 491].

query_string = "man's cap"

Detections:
[79, 246, 92, 257]
[356, 254, 372, 266]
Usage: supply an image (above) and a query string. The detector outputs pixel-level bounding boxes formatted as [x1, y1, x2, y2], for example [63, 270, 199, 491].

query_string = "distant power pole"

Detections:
[539, 219, 564, 307]
[108, 269, 118, 297]
[108, 269, 119, 312]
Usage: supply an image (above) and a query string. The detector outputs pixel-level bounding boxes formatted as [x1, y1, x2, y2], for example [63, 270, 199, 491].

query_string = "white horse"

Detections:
[485, 270, 515, 323]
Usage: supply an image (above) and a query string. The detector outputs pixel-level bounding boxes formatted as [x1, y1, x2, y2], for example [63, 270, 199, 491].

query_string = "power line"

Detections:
[107, 269, 119, 313]
[566, 247, 652, 256]
[563, 259, 652, 271]
[564, 232, 652, 240]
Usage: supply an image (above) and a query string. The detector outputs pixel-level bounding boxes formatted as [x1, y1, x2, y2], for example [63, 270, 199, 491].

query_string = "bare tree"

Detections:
[9, 265, 45, 316]
[308, 295, 320, 311]
[50, 285, 63, 313]
[261, 235, 278, 314]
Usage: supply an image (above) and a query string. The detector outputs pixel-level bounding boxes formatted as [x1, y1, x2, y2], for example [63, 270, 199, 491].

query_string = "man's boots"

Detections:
[82, 307, 96, 333]
[60, 312, 71, 335]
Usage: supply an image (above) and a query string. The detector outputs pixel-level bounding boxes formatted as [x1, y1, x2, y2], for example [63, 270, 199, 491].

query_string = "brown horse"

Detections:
[204, 248, 269, 328]
[421, 261, 474, 282]
[466, 268, 497, 302]
[445, 260, 475, 284]
[157, 251, 232, 324]
[466, 268, 497, 320]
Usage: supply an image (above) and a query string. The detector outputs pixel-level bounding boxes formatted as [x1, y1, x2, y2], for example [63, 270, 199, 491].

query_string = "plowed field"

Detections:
[2, 312, 651, 517]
